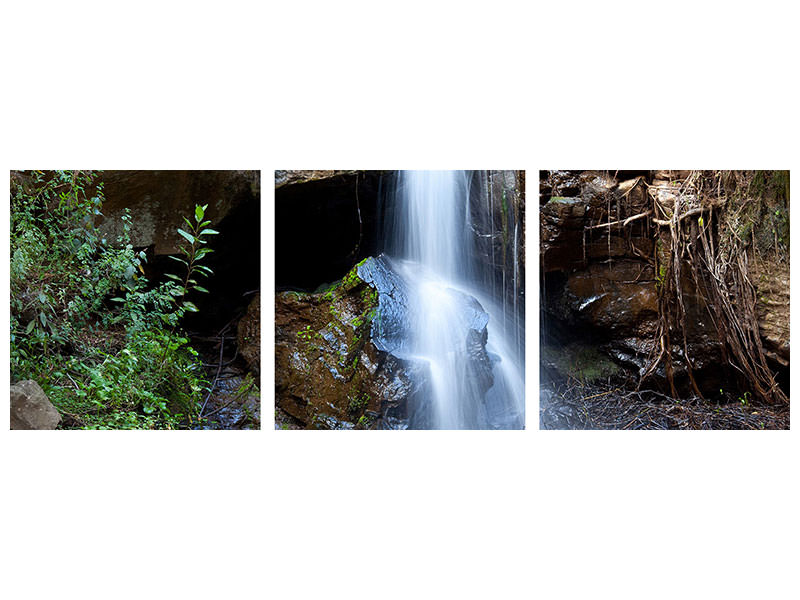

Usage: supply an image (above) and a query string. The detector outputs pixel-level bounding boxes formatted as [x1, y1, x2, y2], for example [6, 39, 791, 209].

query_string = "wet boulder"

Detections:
[275, 255, 496, 429]
[356, 255, 413, 355]
[560, 260, 659, 336]
[275, 257, 426, 429]
[359, 255, 495, 428]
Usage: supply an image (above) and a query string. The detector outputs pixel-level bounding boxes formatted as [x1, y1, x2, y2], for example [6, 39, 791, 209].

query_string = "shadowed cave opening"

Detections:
[275, 171, 385, 291]
[145, 191, 261, 337]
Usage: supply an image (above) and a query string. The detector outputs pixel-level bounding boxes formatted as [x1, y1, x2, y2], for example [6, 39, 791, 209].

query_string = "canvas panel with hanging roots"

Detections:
[540, 170, 789, 430]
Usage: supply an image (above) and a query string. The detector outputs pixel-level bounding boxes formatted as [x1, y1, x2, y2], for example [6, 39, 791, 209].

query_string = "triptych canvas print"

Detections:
[9, 169, 790, 430]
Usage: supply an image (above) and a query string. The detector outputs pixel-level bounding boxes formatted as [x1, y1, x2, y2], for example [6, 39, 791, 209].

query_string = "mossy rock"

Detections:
[541, 342, 621, 383]
[275, 262, 382, 427]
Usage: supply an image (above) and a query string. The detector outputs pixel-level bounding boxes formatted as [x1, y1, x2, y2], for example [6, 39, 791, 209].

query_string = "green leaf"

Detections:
[193, 286, 209, 293]
[25, 320, 36, 334]
[39, 312, 47, 327]
[165, 273, 182, 281]
[168, 255, 188, 265]
[177, 228, 195, 244]
[110, 297, 126, 302]
[195, 205, 205, 222]
[200, 228, 219, 236]
[183, 301, 199, 312]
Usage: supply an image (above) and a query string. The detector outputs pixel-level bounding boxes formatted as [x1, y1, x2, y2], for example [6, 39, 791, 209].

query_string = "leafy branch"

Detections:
[165, 203, 219, 314]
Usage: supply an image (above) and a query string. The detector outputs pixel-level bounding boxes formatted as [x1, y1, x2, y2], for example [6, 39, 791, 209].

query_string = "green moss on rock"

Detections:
[542, 343, 621, 383]
[275, 261, 382, 428]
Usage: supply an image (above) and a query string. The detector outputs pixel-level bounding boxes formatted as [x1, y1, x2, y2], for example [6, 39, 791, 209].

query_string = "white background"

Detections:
[2, 1, 797, 599]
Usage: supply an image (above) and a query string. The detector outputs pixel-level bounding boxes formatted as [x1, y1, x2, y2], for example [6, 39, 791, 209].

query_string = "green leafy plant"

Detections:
[10, 171, 216, 429]
[298, 325, 314, 342]
[166, 203, 218, 314]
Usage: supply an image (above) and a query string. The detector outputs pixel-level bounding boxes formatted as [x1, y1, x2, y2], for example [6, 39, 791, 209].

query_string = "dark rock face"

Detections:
[98, 170, 260, 255]
[555, 260, 659, 336]
[11, 380, 61, 430]
[467, 170, 525, 347]
[541, 171, 650, 273]
[540, 170, 723, 394]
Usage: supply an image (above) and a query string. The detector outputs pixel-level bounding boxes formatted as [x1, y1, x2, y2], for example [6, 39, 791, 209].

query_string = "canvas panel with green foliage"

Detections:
[10, 170, 221, 429]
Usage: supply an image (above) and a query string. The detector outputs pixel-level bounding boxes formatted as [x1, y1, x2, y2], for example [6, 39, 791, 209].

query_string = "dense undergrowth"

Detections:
[10, 170, 218, 429]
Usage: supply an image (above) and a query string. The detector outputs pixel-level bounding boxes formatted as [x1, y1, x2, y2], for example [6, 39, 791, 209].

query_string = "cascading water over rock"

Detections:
[382, 170, 525, 429]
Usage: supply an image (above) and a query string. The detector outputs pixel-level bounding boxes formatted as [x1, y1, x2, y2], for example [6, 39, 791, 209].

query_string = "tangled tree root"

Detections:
[636, 170, 788, 406]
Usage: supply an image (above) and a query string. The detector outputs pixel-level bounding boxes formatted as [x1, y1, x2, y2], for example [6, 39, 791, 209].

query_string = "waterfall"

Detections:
[384, 170, 524, 429]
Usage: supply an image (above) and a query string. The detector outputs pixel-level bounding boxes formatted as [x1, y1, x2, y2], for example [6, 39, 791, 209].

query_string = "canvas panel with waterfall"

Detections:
[539, 170, 789, 430]
[275, 170, 525, 430]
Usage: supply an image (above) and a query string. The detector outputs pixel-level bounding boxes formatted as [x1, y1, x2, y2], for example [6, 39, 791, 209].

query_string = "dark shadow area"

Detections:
[275, 171, 385, 291]
[147, 192, 261, 336]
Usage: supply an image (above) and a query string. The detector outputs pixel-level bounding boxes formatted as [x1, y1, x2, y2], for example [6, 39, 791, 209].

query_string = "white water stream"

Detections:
[388, 170, 524, 429]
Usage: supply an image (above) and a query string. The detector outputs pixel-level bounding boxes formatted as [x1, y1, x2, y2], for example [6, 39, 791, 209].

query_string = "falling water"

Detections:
[385, 170, 524, 429]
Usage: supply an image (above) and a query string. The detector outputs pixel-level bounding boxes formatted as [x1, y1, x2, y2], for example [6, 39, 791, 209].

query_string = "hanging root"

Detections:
[640, 171, 788, 405]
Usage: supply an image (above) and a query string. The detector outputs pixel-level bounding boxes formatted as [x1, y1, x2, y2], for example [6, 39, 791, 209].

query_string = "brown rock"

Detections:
[97, 170, 260, 254]
[274, 277, 381, 428]
[274, 170, 359, 189]
[274, 262, 427, 430]
[564, 261, 659, 336]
